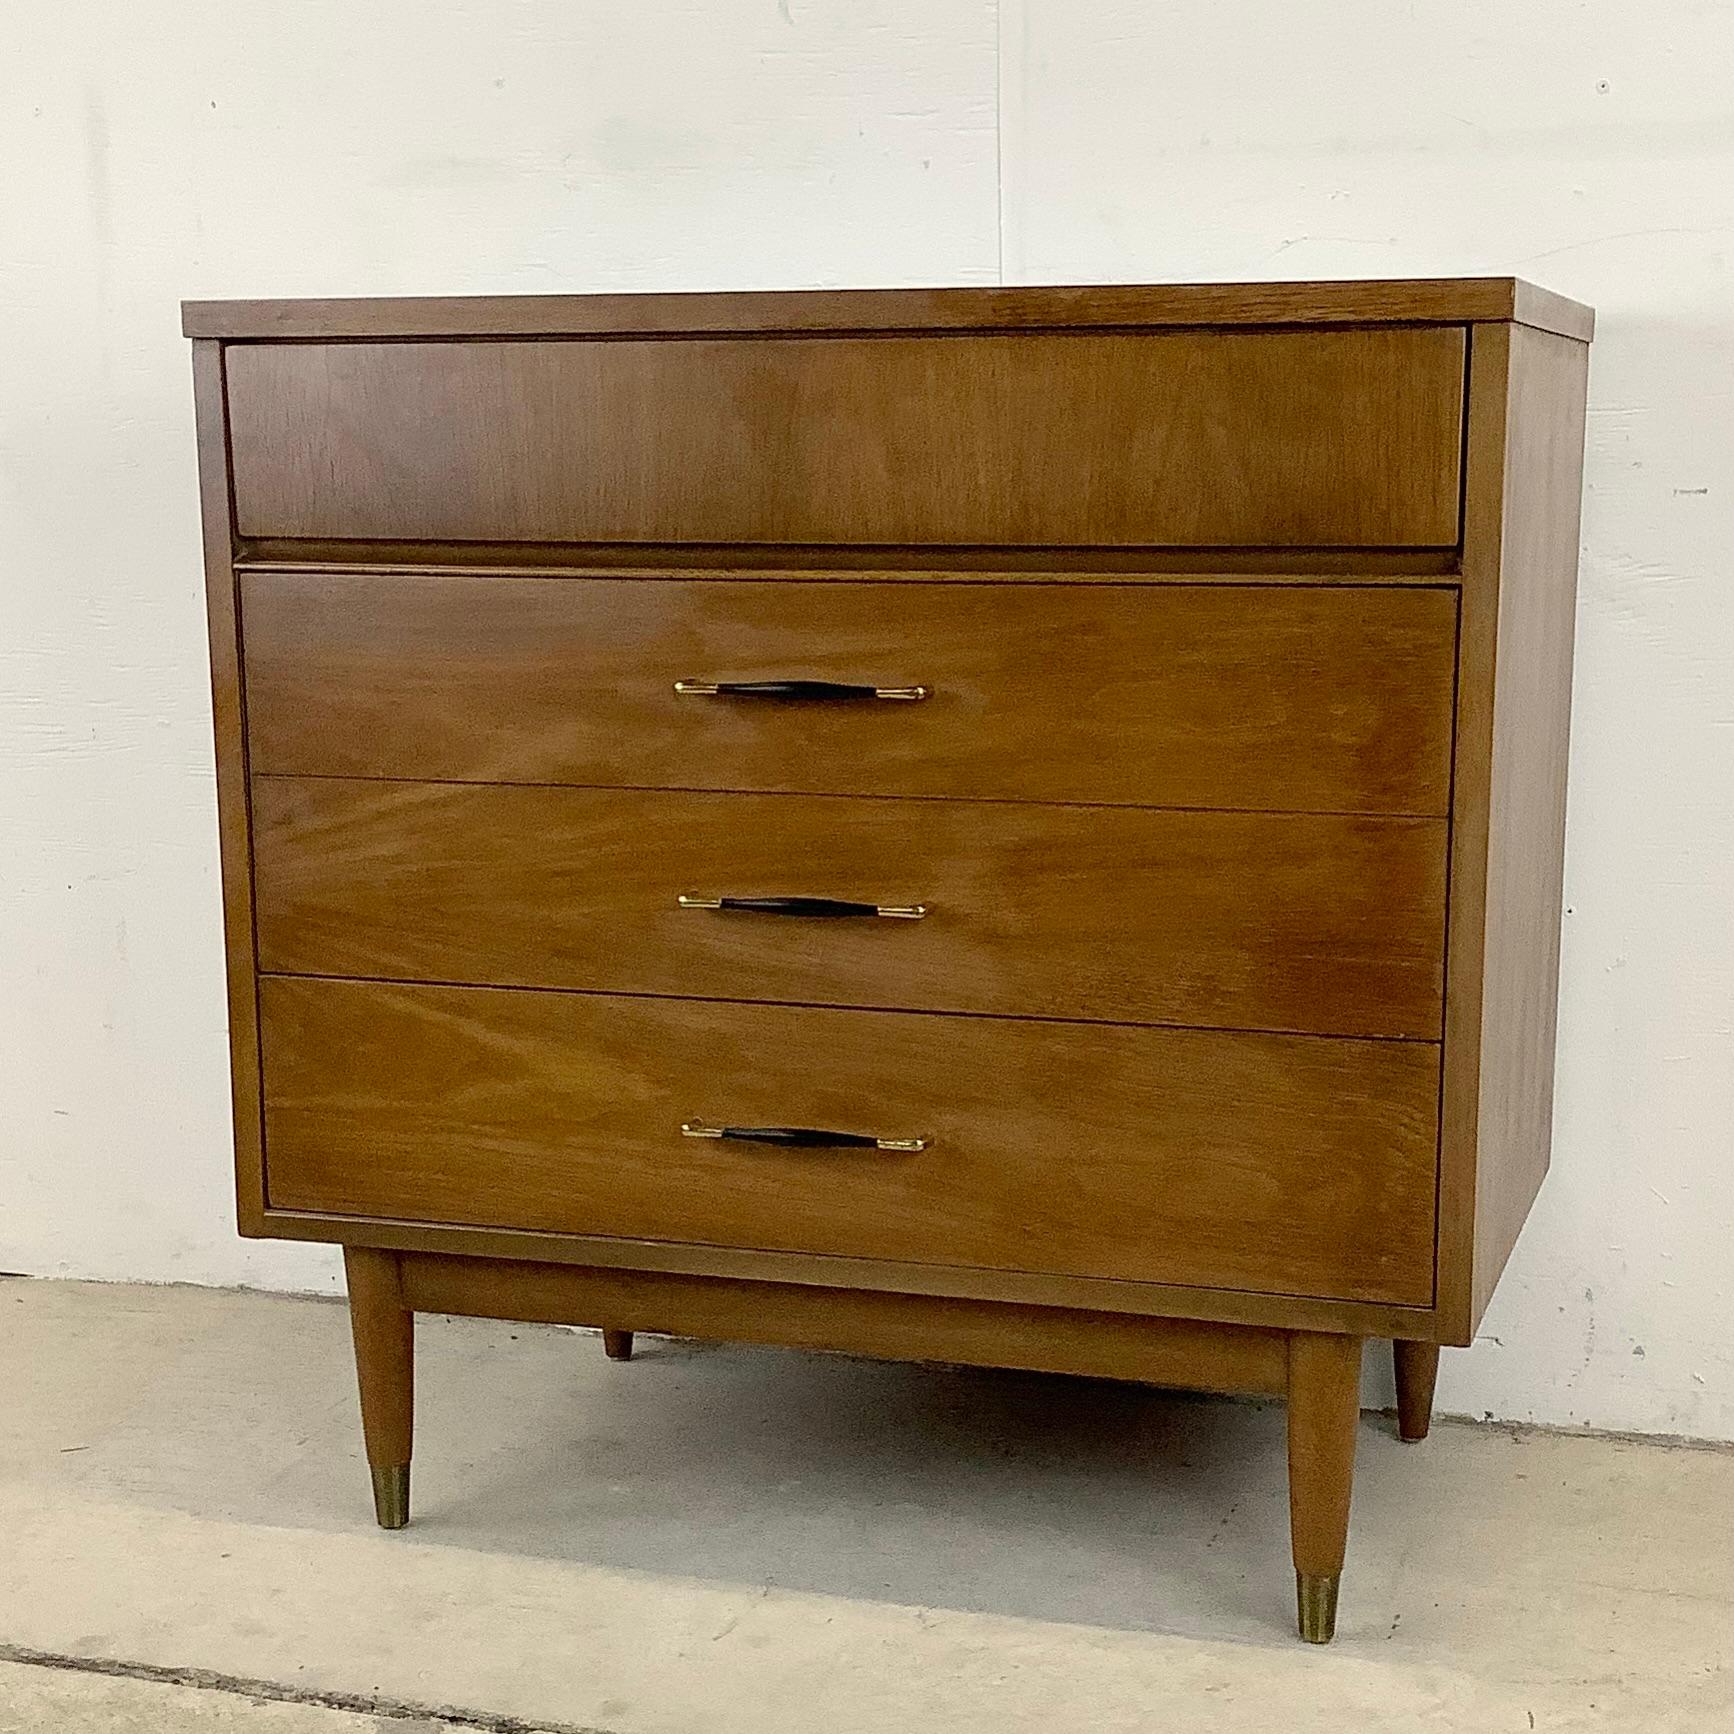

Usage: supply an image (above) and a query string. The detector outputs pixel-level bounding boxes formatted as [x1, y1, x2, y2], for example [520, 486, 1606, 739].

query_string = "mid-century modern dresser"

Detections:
[184, 278, 1591, 1642]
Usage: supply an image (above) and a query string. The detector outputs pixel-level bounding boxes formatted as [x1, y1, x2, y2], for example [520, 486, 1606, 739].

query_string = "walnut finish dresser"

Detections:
[184, 278, 1591, 1642]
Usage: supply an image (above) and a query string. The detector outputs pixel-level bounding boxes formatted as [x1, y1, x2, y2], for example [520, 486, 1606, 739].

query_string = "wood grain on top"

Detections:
[183, 276, 1593, 341]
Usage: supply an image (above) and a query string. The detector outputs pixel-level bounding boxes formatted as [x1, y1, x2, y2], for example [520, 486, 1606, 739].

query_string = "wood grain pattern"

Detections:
[259, 977, 1440, 1305]
[182, 277, 1593, 341]
[241, 576, 1459, 816]
[254, 777, 1447, 1040]
[224, 329, 1466, 547]
[399, 1252, 1292, 1396]
[1438, 323, 1590, 1341]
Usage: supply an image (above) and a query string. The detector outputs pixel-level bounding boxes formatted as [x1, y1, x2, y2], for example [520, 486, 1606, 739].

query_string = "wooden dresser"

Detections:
[184, 279, 1591, 1642]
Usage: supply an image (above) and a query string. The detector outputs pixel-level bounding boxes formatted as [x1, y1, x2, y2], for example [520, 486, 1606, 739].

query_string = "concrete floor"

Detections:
[2, 1279, 1730, 1733]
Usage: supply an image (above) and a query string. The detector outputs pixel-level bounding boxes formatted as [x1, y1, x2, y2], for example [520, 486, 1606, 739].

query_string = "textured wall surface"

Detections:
[3, 1, 1729, 1438]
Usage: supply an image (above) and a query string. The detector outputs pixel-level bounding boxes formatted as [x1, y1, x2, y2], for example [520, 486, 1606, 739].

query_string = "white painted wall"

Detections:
[4, 2, 1729, 1438]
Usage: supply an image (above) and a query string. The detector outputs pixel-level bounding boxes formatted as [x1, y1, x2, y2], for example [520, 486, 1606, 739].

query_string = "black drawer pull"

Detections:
[681, 1121, 928, 1153]
[678, 895, 927, 920]
[673, 679, 928, 702]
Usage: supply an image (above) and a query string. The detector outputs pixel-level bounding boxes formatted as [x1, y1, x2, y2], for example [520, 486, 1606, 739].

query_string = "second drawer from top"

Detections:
[241, 576, 1458, 815]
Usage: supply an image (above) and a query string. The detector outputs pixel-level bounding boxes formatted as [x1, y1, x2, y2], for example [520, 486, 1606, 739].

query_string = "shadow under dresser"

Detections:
[183, 277, 1592, 1642]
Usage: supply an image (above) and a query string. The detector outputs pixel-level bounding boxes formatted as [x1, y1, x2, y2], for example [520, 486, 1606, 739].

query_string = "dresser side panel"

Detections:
[1442, 324, 1589, 1339]
[1471, 326, 1590, 1324]
[193, 340, 266, 1235]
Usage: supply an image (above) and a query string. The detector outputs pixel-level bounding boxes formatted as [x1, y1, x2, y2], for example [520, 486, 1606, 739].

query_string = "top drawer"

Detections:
[224, 328, 1466, 548]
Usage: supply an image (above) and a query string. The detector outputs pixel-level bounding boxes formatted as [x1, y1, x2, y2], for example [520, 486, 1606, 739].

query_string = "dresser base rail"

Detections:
[337, 1247, 1384, 1642]
[397, 1249, 1293, 1393]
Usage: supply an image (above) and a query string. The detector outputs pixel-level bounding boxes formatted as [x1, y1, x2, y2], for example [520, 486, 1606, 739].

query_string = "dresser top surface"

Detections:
[182, 276, 1593, 344]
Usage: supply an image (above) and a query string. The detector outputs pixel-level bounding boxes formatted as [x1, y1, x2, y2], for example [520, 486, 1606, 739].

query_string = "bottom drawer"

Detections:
[260, 978, 1438, 1305]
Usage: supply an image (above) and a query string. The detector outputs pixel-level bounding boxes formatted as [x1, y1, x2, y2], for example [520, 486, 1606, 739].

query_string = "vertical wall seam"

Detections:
[994, 0, 1005, 283]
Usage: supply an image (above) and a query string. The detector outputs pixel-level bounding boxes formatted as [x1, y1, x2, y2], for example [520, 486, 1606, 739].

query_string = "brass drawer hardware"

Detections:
[681, 1121, 929, 1153]
[673, 679, 928, 702]
[677, 894, 927, 920]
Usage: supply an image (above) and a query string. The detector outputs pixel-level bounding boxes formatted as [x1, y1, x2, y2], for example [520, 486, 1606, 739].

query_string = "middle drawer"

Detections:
[254, 779, 1446, 1039]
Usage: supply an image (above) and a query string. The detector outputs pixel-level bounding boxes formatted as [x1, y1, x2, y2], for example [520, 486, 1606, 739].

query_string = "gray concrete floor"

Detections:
[2, 1278, 1729, 1732]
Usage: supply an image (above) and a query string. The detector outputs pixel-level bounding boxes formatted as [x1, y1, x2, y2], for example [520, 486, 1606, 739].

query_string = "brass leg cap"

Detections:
[603, 1329, 634, 1362]
[370, 1463, 410, 1529]
[1296, 1571, 1341, 1643]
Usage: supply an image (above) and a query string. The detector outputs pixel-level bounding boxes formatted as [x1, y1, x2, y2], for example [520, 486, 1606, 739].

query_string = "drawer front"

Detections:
[225, 328, 1465, 547]
[254, 779, 1448, 1040]
[260, 978, 1439, 1305]
[242, 577, 1457, 815]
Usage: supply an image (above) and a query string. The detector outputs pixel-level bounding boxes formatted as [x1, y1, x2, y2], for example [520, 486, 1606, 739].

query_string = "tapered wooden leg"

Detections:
[602, 1328, 634, 1362]
[1393, 1340, 1441, 1442]
[1286, 1332, 1363, 1643]
[344, 1246, 413, 1529]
